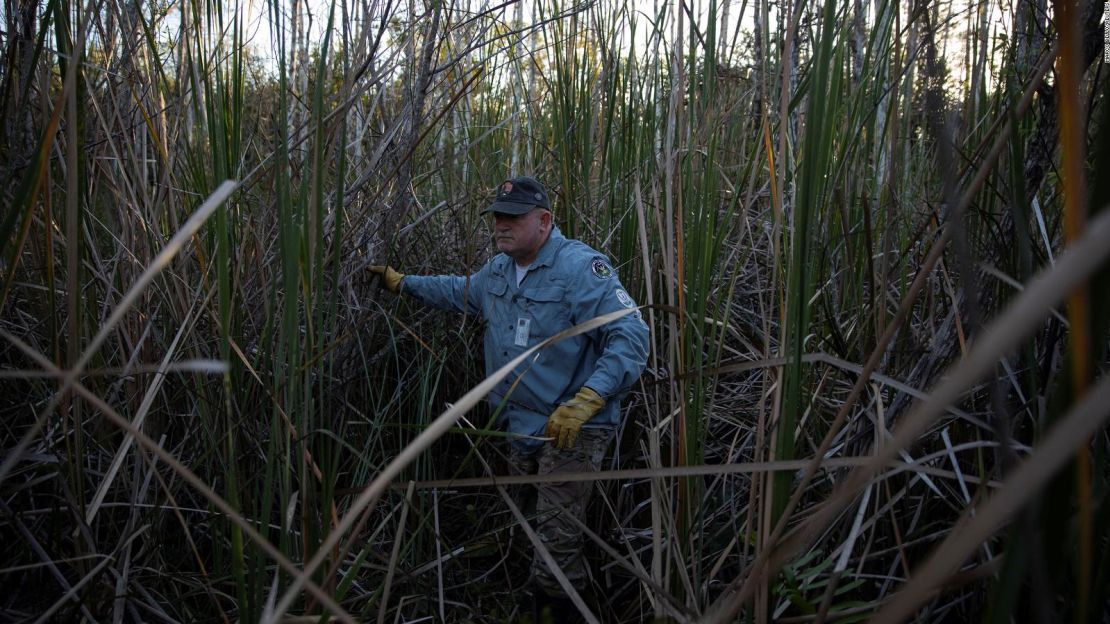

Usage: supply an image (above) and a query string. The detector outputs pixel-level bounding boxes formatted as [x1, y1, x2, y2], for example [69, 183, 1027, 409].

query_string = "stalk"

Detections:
[773, 0, 843, 524]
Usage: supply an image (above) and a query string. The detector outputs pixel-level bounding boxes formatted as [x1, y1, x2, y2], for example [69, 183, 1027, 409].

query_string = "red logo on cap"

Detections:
[500, 182, 513, 195]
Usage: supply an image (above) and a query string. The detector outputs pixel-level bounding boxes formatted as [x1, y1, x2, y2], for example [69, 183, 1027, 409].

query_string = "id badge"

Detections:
[514, 318, 531, 347]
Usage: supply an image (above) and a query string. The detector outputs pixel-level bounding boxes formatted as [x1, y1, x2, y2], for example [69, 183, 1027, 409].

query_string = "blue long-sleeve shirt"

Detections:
[402, 227, 649, 449]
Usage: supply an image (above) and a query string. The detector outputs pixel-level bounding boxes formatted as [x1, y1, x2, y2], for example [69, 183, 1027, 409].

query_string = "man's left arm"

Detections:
[545, 255, 649, 449]
[570, 256, 650, 399]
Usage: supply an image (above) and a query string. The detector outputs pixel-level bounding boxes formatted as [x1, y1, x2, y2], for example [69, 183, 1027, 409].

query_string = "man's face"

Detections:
[492, 208, 552, 264]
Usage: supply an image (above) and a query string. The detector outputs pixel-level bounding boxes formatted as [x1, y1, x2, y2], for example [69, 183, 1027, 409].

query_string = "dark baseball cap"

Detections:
[482, 176, 551, 215]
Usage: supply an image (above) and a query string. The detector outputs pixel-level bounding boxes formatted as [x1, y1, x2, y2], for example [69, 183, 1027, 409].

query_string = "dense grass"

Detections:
[1, 0, 1108, 621]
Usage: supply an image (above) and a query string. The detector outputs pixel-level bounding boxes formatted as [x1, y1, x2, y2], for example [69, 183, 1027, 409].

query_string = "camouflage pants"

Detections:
[507, 427, 614, 597]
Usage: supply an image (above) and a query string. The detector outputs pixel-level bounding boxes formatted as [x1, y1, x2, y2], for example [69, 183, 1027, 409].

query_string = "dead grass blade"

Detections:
[361, 454, 1001, 491]
[377, 481, 415, 624]
[870, 371, 1110, 624]
[0, 360, 228, 379]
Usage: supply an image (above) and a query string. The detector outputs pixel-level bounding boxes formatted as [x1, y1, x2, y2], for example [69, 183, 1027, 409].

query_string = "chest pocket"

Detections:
[487, 276, 508, 297]
[484, 276, 509, 320]
[520, 286, 570, 339]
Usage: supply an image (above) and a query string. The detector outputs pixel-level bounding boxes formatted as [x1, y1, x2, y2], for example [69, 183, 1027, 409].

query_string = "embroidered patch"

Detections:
[615, 289, 635, 309]
[591, 258, 613, 280]
[500, 181, 513, 195]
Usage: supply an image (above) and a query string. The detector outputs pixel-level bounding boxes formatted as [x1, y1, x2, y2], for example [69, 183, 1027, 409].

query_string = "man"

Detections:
[370, 176, 649, 615]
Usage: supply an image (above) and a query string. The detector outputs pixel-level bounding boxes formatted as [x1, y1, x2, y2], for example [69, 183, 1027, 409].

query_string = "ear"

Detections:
[540, 209, 553, 228]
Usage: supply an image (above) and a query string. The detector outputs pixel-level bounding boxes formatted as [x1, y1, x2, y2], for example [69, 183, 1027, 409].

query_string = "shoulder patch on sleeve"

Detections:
[591, 258, 614, 280]
[615, 288, 635, 308]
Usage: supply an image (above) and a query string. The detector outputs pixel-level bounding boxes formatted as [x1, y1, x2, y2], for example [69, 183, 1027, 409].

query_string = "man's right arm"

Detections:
[401, 264, 488, 317]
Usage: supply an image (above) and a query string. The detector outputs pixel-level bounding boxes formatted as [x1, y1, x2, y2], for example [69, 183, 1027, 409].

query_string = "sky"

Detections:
[137, 0, 1012, 95]
[231, 0, 759, 68]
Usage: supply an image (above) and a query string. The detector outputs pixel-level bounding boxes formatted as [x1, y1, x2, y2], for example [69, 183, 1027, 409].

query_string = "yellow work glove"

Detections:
[544, 387, 605, 450]
[368, 265, 404, 293]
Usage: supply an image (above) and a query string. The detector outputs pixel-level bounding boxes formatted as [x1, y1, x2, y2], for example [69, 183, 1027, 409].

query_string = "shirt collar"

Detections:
[531, 226, 565, 269]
